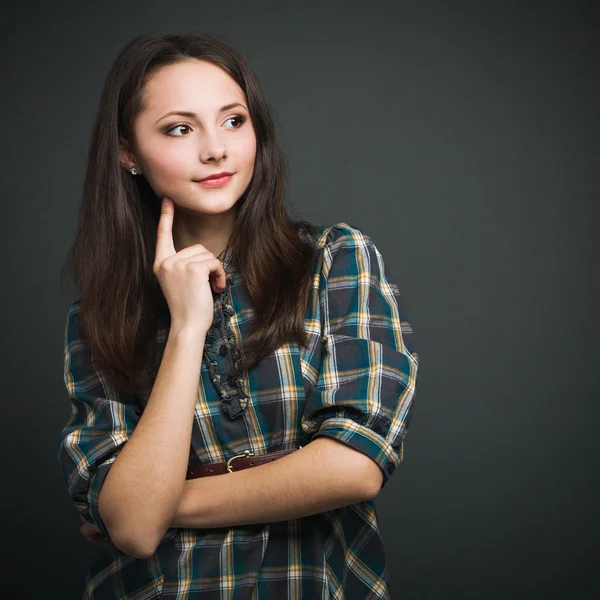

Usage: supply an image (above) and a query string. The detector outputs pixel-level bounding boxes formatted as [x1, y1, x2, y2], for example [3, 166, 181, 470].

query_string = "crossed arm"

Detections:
[170, 437, 382, 530]
[85, 437, 381, 556]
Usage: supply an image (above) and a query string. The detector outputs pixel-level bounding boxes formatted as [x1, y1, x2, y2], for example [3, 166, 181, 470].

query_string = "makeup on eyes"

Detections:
[164, 115, 247, 136]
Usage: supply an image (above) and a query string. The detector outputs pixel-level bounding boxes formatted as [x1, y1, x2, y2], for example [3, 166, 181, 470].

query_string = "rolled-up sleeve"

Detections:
[56, 300, 141, 541]
[301, 224, 419, 489]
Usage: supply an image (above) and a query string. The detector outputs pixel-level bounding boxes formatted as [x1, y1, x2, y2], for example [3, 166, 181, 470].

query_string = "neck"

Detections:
[172, 205, 235, 257]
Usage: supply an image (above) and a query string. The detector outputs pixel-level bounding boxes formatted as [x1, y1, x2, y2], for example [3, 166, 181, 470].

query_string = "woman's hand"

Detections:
[153, 197, 228, 337]
[79, 514, 107, 544]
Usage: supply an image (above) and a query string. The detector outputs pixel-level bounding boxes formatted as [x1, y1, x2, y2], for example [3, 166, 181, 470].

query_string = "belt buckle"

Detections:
[227, 449, 254, 473]
[225, 446, 303, 473]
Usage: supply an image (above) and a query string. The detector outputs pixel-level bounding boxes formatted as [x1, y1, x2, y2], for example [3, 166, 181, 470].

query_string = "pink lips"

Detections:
[197, 174, 233, 187]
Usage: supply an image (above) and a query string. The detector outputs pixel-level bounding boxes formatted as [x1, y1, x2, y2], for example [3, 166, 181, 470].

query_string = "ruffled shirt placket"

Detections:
[203, 261, 248, 420]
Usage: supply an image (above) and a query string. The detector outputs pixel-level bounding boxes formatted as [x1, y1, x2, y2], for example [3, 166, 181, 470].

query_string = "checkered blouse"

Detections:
[57, 222, 419, 599]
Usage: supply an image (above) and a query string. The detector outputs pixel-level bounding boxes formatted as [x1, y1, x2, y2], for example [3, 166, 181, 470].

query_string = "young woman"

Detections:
[57, 31, 419, 599]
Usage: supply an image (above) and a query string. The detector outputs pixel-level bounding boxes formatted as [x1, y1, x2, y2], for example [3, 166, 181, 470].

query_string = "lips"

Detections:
[196, 173, 234, 188]
[199, 171, 233, 182]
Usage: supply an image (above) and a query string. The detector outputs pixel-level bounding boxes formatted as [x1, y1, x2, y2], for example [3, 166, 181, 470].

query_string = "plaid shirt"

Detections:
[57, 222, 419, 599]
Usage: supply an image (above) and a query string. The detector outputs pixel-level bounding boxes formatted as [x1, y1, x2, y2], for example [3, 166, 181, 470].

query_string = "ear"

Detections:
[119, 139, 136, 172]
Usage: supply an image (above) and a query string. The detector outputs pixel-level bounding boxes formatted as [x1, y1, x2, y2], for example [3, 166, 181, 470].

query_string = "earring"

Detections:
[130, 167, 139, 175]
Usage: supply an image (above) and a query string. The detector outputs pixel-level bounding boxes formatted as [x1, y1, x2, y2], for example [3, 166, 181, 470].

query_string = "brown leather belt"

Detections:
[186, 446, 303, 479]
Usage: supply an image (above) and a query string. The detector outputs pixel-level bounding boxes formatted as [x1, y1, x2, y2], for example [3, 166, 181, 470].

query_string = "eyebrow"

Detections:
[154, 102, 248, 125]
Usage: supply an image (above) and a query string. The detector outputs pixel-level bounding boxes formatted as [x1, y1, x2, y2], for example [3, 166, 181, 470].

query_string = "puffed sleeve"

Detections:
[301, 223, 419, 489]
[56, 300, 141, 541]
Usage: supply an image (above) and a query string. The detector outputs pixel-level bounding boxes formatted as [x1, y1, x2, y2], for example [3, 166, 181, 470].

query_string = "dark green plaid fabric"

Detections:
[57, 223, 419, 599]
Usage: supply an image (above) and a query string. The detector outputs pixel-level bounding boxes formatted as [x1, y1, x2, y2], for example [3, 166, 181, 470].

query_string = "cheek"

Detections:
[141, 154, 191, 200]
[152, 152, 187, 175]
[144, 153, 191, 188]
[239, 137, 257, 169]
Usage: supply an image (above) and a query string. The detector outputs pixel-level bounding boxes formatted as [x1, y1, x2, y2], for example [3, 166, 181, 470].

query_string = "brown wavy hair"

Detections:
[60, 31, 324, 399]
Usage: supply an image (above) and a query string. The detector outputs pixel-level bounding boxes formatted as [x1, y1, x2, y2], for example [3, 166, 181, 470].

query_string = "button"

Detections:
[219, 344, 228, 356]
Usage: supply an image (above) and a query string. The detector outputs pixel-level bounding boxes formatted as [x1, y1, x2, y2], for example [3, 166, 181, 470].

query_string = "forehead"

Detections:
[142, 59, 245, 113]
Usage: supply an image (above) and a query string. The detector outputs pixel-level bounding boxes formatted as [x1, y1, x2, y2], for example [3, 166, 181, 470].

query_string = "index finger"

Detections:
[155, 197, 176, 265]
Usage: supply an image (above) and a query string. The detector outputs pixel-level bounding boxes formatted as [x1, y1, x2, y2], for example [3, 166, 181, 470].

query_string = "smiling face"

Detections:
[121, 59, 257, 218]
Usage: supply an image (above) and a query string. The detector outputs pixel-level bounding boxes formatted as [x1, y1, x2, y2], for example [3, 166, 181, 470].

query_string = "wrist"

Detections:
[168, 325, 207, 346]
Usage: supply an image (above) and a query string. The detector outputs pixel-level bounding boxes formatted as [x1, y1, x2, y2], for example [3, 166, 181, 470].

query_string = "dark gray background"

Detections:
[1, 1, 598, 598]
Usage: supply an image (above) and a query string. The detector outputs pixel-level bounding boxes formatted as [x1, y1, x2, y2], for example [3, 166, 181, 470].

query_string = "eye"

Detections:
[165, 115, 247, 137]
[166, 124, 191, 137]
[225, 115, 247, 128]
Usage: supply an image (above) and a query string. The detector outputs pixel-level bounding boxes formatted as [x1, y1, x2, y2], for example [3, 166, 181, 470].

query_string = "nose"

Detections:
[199, 131, 227, 163]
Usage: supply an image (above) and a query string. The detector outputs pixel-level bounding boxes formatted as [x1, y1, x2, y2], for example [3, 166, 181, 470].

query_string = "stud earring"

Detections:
[130, 167, 139, 175]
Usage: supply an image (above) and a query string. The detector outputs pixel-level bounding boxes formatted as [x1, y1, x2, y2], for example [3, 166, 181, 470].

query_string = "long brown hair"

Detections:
[60, 31, 324, 399]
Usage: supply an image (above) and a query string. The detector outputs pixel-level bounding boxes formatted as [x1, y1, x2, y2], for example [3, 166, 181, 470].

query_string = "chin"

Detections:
[193, 198, 239, 214]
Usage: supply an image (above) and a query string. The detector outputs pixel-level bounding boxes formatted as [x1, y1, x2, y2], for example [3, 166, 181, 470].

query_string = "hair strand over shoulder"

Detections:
[61, 31, 325, 399]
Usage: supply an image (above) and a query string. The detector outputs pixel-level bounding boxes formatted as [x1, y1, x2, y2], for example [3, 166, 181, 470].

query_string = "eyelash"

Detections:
[165, 115, 247, 137]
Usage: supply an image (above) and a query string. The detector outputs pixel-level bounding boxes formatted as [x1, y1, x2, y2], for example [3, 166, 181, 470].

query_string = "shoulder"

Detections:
[69, 299, 82, 313]
[64, 299, 83, 337]
[311, 222, 383, 281]
[314, 222, 374, 251]
[64, 299, 97, 353]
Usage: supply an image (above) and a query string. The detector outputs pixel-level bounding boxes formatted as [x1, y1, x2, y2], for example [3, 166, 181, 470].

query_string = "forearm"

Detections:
[170, 437, 377, 529]
[99, 326, 205, 557]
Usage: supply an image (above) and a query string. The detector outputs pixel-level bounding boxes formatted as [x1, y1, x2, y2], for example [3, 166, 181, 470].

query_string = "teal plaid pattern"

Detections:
[57, 223, 419, 599]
